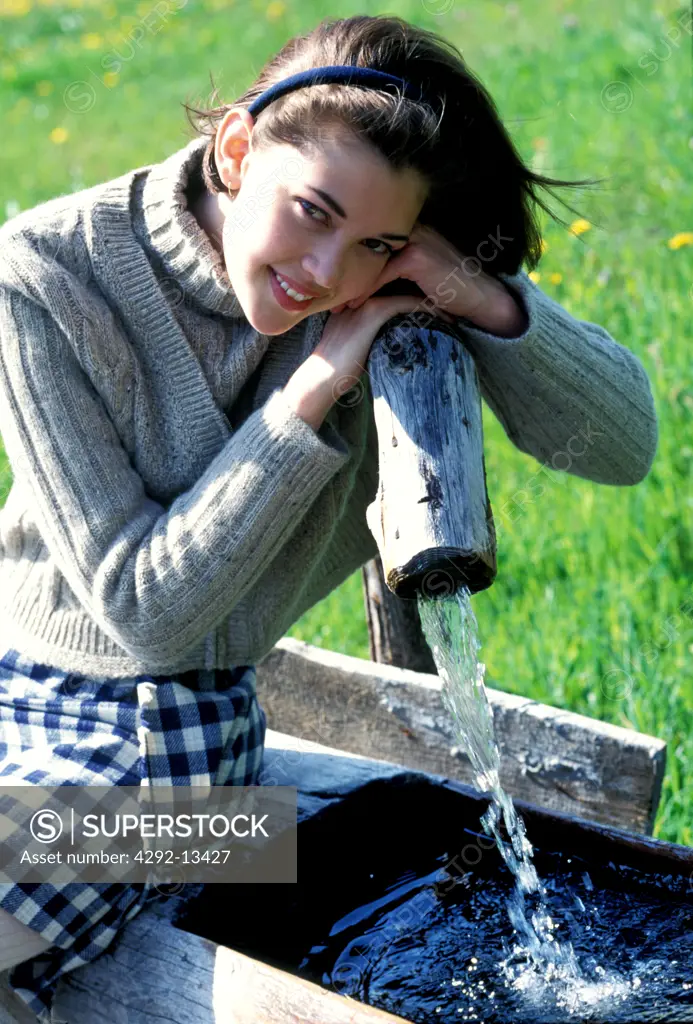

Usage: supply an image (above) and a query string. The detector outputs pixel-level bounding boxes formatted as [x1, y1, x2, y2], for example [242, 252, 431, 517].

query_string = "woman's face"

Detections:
[216, 117, 429, 336]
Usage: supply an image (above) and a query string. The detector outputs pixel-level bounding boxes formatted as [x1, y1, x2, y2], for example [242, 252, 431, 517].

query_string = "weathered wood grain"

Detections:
[365, 318, 496, 599]
[255, 637, 666, 834]
[0, 975, 36, 1024]
[0, 907, 414, 1024]
[361, 554, 437, 673]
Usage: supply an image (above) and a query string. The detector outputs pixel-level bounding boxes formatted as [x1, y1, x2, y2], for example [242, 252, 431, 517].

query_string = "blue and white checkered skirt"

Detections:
[0, 647, 267, 1022]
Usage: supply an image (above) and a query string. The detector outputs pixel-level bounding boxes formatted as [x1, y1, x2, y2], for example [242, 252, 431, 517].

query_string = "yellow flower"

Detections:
[569, 218, 591, 236]
[668, 232, 693, 250]
[0, 0, 32, 15]
[36, 80, 53, 96]
[539, 238, 549, 255]
[549, 272, 563, 285]
[103, 71, 119, 89]
[528, 270, 541, 283]
[266, 0, 285, 19]
[80, 32, 103, 50]
[50, 126, 68, 144]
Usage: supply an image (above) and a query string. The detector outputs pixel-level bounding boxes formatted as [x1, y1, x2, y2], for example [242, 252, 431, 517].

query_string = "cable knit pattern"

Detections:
[0, 136, 658, 677]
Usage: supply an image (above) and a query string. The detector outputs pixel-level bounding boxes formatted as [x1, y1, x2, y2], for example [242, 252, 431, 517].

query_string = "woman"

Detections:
[0, 13, 657, 1020]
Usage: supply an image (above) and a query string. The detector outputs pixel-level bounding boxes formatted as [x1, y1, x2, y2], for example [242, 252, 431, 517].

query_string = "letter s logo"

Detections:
[30, 809, 64, 844]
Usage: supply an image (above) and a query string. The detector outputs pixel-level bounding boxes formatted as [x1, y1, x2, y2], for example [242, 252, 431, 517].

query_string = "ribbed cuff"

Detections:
[453, 269, 537, 348]
[261, 387, 350, 462]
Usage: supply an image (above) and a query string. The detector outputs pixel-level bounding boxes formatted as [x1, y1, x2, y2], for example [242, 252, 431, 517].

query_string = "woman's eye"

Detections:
[365, 239, 393, 256]
[296, 198, 326, 222]
[295, 198, 393, 256]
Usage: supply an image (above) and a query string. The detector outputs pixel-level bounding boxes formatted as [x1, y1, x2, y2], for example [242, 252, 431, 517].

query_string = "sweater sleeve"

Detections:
[0, 285, 349, 664]
[452, 269, 658, 486]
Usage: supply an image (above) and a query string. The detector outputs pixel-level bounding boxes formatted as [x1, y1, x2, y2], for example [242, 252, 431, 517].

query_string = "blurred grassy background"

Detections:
[0, 0, 690, 842]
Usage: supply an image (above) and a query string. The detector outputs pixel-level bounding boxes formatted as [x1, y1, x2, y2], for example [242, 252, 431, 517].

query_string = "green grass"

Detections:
[1, 0, 691, 842]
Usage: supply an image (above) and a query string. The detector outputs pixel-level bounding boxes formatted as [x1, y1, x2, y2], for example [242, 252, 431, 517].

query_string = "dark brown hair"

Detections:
[183, 14, 604, 275]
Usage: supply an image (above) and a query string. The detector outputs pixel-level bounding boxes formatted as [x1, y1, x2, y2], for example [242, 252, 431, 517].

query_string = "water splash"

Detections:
[417, 586, 634, 1016]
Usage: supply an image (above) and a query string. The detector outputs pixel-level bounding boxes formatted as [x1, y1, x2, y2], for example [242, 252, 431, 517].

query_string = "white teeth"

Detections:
[274, 271, 311, 302]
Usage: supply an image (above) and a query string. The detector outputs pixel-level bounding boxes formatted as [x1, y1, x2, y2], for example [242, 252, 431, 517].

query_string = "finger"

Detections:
[387, 296, 456, 326]
[350, 257, 410, 309]
[377, 294, 428, 317]
[370, 258, 409, 295]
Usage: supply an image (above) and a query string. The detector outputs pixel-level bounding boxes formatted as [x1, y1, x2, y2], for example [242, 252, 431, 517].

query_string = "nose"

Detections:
[302, 240, 347, 293]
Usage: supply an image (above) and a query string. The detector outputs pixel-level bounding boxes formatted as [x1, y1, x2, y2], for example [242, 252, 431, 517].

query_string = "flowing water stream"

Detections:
[415, 586, 642, 1017]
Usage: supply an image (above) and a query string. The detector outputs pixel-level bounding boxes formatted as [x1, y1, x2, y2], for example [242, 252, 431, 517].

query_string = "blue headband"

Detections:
[246, 65, 426, 118]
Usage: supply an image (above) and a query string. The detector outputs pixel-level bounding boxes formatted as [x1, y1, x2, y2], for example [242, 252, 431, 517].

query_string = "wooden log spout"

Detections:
[365, 315, 497, 600]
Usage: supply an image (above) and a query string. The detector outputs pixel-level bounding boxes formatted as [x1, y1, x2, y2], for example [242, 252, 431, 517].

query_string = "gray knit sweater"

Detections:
[0, 136, 658, 678]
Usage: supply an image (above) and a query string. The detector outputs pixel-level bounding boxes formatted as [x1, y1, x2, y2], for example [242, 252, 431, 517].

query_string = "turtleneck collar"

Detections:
[139, 135, 246, 319]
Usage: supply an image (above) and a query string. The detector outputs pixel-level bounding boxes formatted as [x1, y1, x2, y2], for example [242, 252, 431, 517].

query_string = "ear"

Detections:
[215, 107, 255, 194]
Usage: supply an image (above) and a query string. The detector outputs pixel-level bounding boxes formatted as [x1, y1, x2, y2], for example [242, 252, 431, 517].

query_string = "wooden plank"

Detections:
[255, 637, 666, 834]
[0, 909, 414, 1024]
[0, 975, 36, 1024]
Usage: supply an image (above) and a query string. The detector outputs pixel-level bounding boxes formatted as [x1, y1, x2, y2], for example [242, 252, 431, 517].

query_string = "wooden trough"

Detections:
[257, 637, 666, 835]
[0, 638, 668, 1023]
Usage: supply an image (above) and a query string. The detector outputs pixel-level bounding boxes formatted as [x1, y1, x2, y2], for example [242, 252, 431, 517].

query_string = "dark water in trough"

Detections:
[174, 590, 693, 1022]
[175, 772, 693, 1024]
[295, 824, 693, 1024]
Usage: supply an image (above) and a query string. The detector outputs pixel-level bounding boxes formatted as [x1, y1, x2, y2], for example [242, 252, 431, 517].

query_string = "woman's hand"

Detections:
[283, 292, 431, 430]
[329, 222, 522, 334]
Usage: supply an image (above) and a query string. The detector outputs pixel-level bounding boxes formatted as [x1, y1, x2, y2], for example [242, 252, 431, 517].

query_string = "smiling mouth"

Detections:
[273, 268, 326, 298]
[269, 267, 320, 309]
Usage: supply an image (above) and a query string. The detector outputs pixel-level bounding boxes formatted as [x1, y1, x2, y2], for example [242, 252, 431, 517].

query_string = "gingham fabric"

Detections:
[0, 646, 266, 1022]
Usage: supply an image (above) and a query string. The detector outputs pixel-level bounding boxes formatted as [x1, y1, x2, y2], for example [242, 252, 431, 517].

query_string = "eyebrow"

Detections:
[305, 186, 410, 242]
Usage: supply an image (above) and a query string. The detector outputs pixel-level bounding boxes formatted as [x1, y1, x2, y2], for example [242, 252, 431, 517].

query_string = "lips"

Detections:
[269, 267, 315, 310]
[271, 268, 323, 298]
